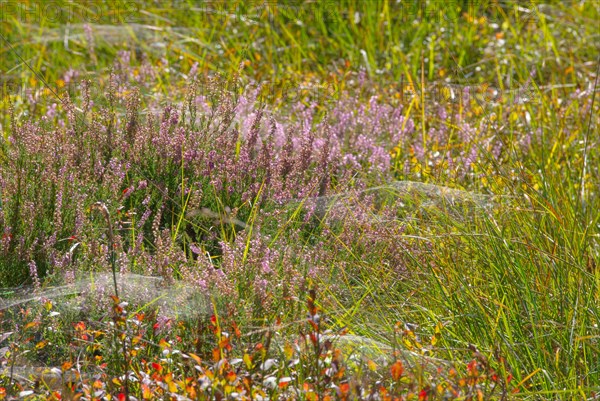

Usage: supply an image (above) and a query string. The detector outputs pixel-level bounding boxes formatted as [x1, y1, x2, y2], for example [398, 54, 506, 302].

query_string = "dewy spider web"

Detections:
[0, 177, 502, 330]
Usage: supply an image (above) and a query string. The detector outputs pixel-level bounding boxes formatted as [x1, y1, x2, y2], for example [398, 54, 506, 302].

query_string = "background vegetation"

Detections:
[0, 0, 598, 399]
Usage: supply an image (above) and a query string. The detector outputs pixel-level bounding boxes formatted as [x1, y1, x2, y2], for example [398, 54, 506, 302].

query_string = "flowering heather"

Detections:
[0, 52, 596, 308]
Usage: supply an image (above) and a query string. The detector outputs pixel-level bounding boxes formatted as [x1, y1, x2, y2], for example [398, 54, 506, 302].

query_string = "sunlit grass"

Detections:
[0, 0, 598, 399]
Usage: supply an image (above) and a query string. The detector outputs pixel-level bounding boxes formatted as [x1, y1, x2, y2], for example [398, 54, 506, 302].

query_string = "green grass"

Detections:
[1, 0, 599, 399]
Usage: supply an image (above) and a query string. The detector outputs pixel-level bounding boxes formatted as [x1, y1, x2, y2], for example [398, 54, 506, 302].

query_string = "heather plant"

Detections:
[2, 65, 424, 288]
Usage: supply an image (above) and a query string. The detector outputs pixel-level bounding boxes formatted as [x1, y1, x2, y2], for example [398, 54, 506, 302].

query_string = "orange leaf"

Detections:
[391, 360, 404, 381]
[306, 392, 317, 401]
[24, 321, 40, 330]
[212, 347, 221, 362]
[226, 371, 236, 383]
[73, 321, 86, 331]
[232, 322, 241, 338]
[142, 384, 152, 399]
[278, 377, 292, 388]
[188, 353, 202, 365]
[218, 336, 230, 350]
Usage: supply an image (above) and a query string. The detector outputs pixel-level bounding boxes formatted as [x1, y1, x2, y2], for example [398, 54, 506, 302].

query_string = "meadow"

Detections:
[0, 1, 598, 399]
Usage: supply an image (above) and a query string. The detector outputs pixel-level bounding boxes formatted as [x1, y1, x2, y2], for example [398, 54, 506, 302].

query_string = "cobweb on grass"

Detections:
[0, 181, 499, 319]
[0, 181, 495, 381]
[284, 180, 500, 227]
[21, 23, 199, 47]
[0, 272, 213, 388]
[185, 180, 499, 230]
[0, 272, 211, 320]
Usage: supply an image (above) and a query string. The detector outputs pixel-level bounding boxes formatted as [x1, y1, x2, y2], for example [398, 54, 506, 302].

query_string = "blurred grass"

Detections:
[2, 1, 597, 95]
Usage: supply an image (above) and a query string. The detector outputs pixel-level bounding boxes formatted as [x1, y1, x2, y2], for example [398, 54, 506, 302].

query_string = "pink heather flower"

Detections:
[492, 141, 503, 159]
[189, 62, 199, 78]
[170, 109, 179, 126]
[121, 185, 134, 200]
[29, 260, 41, 291]
[83, 24, 96, 63]
[255, 279, 268, 297]
[437, 105, 448, 120]
[189, 243, 202, 256]
[521, 130, 533, 150]
[465, 147, 478, 170]
[45, 103, 58, 119]
[154, 313, 173, 334]
[261, 255, 274, 275]
[117, 50, 131, 66]
[62, 68, 79, 86]
[369, 146, 391, 173]
[414, 141, 425, 161]
[403, 159, 411, 175]
[64, 270, 75, 285]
